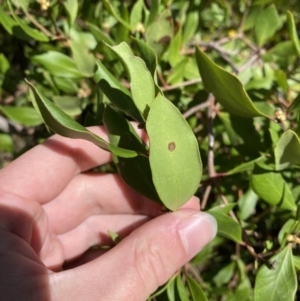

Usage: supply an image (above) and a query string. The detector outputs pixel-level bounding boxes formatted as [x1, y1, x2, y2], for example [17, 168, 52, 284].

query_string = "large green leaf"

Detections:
[32, 51, 82, 78]
[287, 11, 300, 57]
[26, 80, 137, 158]
[146, 94, 202, 211]
[274, 130, 300, 170]
[250, 166, 296, 211]
[94, 60, 143, 122]
[254, 245, 297, 301]
[186, 273, 209, 301]
[108, 42, 155, 119]
[195, 47, 269, 118]
[103, 106, 161, 203]
[0, 106, 43, 126]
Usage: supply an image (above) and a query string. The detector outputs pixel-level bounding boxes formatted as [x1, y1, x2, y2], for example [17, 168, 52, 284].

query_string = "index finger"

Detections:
[0, 126, 130, 203]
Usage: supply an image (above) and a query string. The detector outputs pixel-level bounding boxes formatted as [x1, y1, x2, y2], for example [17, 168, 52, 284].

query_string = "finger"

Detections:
[44, 173, 162, 235]
[0, 126, 144, 203]
[49, 209, 217, 301]
[54, 214, 150, 263]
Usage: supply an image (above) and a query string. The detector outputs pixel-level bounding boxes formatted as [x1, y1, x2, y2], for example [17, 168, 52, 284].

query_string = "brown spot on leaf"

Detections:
[168, 142, 176, 151]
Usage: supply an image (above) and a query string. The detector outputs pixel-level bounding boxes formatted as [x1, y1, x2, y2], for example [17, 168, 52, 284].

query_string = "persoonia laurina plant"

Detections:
[27, 40, 202, 212]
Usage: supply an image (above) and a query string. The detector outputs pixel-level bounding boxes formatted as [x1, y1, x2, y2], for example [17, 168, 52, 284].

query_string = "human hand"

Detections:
[0, 126, 217, 301]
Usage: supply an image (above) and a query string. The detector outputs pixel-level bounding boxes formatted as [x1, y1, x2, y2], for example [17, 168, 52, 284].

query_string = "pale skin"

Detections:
[0, 126, 217, 301]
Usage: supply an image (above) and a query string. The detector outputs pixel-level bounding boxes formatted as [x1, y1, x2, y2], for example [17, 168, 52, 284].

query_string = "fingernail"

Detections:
[178, 213, 217, 258]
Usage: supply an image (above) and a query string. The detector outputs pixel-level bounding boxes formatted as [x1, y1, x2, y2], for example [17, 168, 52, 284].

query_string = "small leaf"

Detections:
[250, 166, 296, 211]
[275, 130, 300, 170]
[237, 188, 259, 221]
[166, 276, 176, 301]
[254, 245, 297, 301]
[195, 47, 269, 118]
[63, 0, 78, 28]
[103, 106, 161, 203]
[207, 210, 243, 243]
[94, 60, 143, 122]
[213, 262, 236, 287]
[0, 134, 14, 152]
[87, 22, 115, 46]
[7, 0, 49, 42]
[130, 0, 143, 30]
[146, 0, 160, 26]
[254, 5, 282, 47]
[146, 94, 202, 211]
[103, 0, 132, 30]
[0, 106, 43, 126]
[107, 230, 121, 244]
[287, 11, 300, 57]
[145, 9, 173, 57]
[223, 156, 266, 176]
[32, 51, 82, 78]
[175, 275, 190, 301]
[186, 273, 209, 301]
[26, 80, 137, 158]
[108, 42, 155, 119]
[182, 10, 199, 44]
[69, 40, 95, 77]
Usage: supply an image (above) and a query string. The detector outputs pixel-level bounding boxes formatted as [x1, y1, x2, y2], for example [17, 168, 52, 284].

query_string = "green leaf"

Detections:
[237, 188, 259, 221]
[7, 0, 49, 42]
[182, 10, 199, 44]
[87, 22, 115, 46]
[293, 256, 300, 271]
[254, 245, 297, 301]
[0, 53, 10, 75]
[52, 77, 78, 94]
[223, 156, 266, 176]
[26, 80, 137, 158]
[168, 28, 182, 67]
[0, 133, 14, 152]
[132, 38, 157, 78]
[69, 40, 95, 77]
[146, 94, 202, 211]
[107, 230, 121, 244]
[146, 0, 160, 26]
[145, 9, 173, 57]
[108, 42, 155, 119]
[63, 0, 78, 28]
[103, 105, 161, 203]
[166, 276, 176, 301]
[287, 11, 300, 57]
[130, 0, 143, 31]
[52, 96, 82, 117]
[32, 51, 82, 78]
[254, 5, 282, 47]
[207, 210, 243, 243]
[0, 106, 43, 126]
[275, 130, 300, 170]
[213, 262, 236, 287]
[288, 94, 300, 115]
[250, 166, 296, 211]
[186, 273, 209, 301]
[103, 0, 132, 30]
[175, 275, 190, 301]
[94, 60, 143, 122]
[195, 47, 269, 118]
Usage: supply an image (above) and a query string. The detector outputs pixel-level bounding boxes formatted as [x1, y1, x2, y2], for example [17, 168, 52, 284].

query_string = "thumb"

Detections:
[51, 209, 217, 301]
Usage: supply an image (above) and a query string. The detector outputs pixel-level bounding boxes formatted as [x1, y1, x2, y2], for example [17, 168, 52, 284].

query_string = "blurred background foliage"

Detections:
[1, 0, 300, 300]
